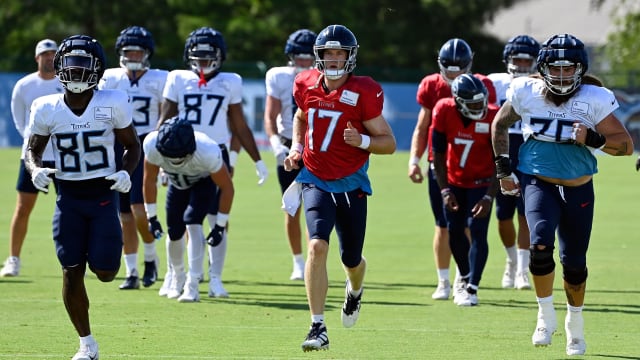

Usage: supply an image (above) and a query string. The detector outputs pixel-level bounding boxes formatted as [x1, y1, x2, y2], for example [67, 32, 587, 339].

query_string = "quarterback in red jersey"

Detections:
[284, 24, 396, 352]
[432, 74, 499, 306]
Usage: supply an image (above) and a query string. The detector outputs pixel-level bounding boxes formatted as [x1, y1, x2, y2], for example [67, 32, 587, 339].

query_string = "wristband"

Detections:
[291, 142, 303, 154]
[440, 187, 451, 196]
[584, 128, 606, 149]
[358, 134, 371, 150]
[494, 155, 512, 179]
[409, 156, 421, 167]
[215, 212, 229, 227]
[229, 150, 239, 167]
[144, 203, 157, 218]
[482, 194, 493, 202]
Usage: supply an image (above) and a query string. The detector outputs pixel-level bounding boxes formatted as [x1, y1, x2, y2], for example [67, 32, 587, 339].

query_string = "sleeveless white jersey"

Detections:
[143, 130, 224, 190]
[99, 68, 168, 135]
[29, 89, 133, 181]
[488, 72, 523, 135]
[265, 66, 297, 139]
[163, 70, 243, 146]
[11, 73, 64, 160]
[508, 77, 618, 145]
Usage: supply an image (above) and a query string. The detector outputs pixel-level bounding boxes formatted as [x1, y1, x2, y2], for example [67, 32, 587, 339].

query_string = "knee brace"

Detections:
[563, 265, 588, 285]
[529, 246, 555, 276]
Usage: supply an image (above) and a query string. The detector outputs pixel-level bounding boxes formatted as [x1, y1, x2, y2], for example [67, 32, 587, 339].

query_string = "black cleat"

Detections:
[119, 276, 140, 290]
[301, 322, 329, 352]
[142, 260, 158, 288]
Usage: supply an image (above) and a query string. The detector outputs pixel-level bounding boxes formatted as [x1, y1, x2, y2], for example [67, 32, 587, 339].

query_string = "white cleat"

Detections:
[290, 267, 304, 281]
[208, 277, 229, 298]
[501, 261, 516, 288]
[158, 270, 174, 297]
[166, 271, 186, 299]
[341, 281, 362, 328]
[0, 256, 20, 277]
[532, 309, 557, 346]
[565, 311, 586, 355]
[178, 277, 200, 302]
[431, 279, 451, 300]
[514, 271, 531, 290]
[566, 338, 586, 356]
[454, 289, 478, 306]
[71, 343, 99, 360]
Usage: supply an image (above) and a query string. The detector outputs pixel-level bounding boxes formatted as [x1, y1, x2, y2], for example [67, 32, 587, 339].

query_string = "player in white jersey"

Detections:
[491, 34, 632, 356]
[488, 35, 540, 290]
[25, 35, 140, 360]
[1, 39, 63, 277]
[264, 29, 316, 281]
[159, 27, 267, 297]
[99, 26, 168, 290]
[142, 117, 234, 302]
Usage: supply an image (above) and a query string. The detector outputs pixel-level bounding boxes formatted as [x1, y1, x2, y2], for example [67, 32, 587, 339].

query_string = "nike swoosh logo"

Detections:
[580, 202, 590, 208]
[100, 200, 111, 206]
[376, 91, 383, 97]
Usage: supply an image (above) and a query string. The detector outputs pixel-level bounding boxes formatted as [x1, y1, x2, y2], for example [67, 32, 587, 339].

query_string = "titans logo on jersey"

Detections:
[293, 70, 383, 181]
[143, 130, 224, 189]
[99, 68, 168, 135]
[29, 89, 132, 181]
[163, 70, 243, 146]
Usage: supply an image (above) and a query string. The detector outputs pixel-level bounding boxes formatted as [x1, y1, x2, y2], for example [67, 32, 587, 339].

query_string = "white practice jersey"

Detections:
[508, 76, 619, 144]
[488, 72, 523, 135]
[29, 89, 133, 181]
[99, 68, 168, 135]
[265, 66, 297, 139]
[11, 73, 64, 160]
[163, 70, 243, 146]
[143, 130, 224, 190]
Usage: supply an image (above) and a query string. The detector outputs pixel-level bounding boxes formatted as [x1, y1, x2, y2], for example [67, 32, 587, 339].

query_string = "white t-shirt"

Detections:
[265, 66, 297, 139]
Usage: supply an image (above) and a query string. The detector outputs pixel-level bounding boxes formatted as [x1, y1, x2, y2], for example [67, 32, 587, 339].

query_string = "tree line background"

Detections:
[0, 0, 637, 88]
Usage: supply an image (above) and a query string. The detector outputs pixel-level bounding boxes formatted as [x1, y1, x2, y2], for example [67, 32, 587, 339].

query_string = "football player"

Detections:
[491, 34, 632, 356]
[431, 74, 499, 306]
[99, 25, 168, 290]
[283, 24, 396, 352]
[488, 35, 540, 290]
[159, 27, 267, 298]
[264, 29, 317, 281]
[142, 117, 234, 303]
[25, 35, 140, 360]
[407, 38, 497, 301]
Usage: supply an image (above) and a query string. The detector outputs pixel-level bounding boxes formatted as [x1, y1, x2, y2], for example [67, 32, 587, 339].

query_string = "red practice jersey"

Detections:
[431, 98, 498, 188]
[293, 70, 383, 181]
[416, 73, 496, 161]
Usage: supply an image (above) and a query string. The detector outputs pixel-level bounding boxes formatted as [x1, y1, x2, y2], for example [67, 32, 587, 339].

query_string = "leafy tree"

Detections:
[599, 0, 640, 90]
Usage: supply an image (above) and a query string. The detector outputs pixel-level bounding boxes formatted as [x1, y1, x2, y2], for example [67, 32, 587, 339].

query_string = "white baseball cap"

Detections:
[35, 39, 58, 56]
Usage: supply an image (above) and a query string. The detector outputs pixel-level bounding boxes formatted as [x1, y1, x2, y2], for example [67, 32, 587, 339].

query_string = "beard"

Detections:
[544, 87, 576, 106]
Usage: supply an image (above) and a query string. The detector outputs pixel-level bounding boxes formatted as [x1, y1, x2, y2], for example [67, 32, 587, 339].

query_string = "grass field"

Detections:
[0, 148, 639, 360]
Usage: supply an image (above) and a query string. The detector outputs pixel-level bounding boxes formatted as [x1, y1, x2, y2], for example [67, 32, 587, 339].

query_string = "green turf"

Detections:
[0, 148, 638, 359]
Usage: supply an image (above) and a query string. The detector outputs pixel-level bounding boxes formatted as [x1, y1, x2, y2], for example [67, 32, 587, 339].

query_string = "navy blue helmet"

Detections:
[314, 25, 358, 80]
[438, 38, 473, 84]
[184, 27, 227, 75]
[285, 29, 317, 70]
[451, 74, 488, 120]
[537, 34, 588, 95]
[54, 35, 106, 93]
[502, 35, 540, 77]
[116, 26, 155, 71]
[156, 117, 196, 161]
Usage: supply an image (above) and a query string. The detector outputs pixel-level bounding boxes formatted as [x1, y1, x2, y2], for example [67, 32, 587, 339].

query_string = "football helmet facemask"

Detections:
[285, 29, 317, 73]
[451, 74, 488, 121]
[438, 38, 473, 85]
[184, 27, 227, 75]
[503, 35, 540, 77]
[116, 26, 155, 71]
[156, 117, 196, 166]
[314, 24, 358, 80]
[54, 35, 106, 94]
[537, 34, 588, 95]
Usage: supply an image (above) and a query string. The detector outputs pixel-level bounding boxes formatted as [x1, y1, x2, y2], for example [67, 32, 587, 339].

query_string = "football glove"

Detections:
[105, 170, 131, 193]
[147, 216, 164, 240]
[31, 167, 57, 193]
[255, 160, 268, 186]
[206, 224, 225, 247]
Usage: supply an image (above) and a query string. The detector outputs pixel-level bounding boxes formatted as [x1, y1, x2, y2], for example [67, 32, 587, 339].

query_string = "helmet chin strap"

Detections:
[66, 81, 94, 93]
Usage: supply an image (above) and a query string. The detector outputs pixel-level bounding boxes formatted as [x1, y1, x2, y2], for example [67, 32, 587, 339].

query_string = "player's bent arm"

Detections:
[157, 99, 178, 128]
[362, 115, 396, 154]
[115, 124, 142, 175]
[264, 95, 282, 138]
[228, 103, 262, 162]
[25, 134, 50, 173]
[595, 113, 634, 156]
[432, 151, 449, 191]
[491, 101, 520, 156]
[409, 107, 431, 161]
[142, 160, 160, 205]
[210, 166, 234, 215]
